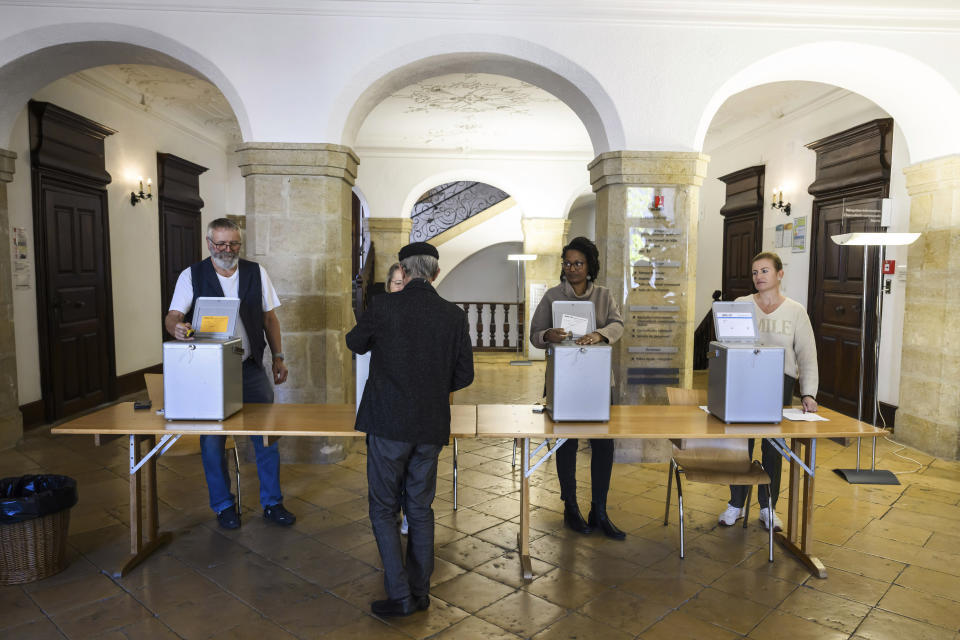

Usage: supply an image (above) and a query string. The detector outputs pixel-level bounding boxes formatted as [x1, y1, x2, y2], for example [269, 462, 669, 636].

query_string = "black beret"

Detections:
[398, 241, 439, 261]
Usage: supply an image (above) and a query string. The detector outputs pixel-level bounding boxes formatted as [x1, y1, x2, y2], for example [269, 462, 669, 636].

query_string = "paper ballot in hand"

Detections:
[560, 313, 589, 338]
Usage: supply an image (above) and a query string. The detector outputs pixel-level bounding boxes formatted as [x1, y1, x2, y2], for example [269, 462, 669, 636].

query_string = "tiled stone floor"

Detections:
[2, 357, 960, 639]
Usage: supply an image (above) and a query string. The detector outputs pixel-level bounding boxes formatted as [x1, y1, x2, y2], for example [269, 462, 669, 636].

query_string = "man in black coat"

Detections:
[346, 241, 474, 618]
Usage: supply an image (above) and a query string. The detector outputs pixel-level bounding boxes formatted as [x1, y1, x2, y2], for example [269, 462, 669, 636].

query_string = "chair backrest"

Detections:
[666, 386, 706, 406]
[144, 373, 164, 410]
[666, 386, 751, 473]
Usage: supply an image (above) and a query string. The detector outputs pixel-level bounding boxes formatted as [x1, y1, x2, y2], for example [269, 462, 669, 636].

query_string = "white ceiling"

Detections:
[354, 73, 593, 154]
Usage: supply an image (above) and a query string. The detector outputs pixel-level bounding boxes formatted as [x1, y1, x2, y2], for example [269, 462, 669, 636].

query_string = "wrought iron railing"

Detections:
[455, 301, 524, 352]
[410, 181, 509, 241]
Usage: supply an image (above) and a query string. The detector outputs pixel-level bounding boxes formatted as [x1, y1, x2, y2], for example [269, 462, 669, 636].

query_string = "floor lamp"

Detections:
[830, 231, 919, 485]
[507, 253, 537, 366]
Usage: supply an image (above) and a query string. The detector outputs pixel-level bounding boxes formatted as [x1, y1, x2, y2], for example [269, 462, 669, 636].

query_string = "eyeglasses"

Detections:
[210, 241, 242, 250]
[562, 260, 586, 270]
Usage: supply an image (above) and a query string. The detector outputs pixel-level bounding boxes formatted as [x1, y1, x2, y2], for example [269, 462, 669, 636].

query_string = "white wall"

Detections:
[433, 204, 523, 287]
[567, 197, 596, 241]
[8, 74, 241, 404]
[697, 92, 910, 405]
[436, 241, 523, 303]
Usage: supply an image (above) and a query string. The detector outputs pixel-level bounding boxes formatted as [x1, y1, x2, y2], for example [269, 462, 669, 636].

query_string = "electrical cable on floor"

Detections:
[875, 398, 925, 475]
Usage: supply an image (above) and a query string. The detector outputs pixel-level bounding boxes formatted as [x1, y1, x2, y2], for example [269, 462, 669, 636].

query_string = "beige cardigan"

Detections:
[530, 280, 624, 349]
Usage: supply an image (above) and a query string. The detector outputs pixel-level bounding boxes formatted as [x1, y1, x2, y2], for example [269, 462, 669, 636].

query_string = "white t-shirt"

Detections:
[169, 264, 281, 362]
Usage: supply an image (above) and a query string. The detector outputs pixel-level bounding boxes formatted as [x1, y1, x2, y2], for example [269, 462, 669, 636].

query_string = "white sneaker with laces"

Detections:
[718, 504, 744, 526]
[759, 507, 782, 532]
[400, 514, 409, 535]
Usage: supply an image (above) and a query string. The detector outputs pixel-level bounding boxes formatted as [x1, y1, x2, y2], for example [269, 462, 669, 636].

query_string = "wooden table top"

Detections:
[52, 403, 478, 438]
[476, 404, 886, 440]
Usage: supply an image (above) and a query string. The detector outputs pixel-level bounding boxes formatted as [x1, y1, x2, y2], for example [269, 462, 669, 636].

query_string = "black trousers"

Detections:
[729, 374, 796, 510]
[366, 434, 442, 600]
[555, 438, 614, 505]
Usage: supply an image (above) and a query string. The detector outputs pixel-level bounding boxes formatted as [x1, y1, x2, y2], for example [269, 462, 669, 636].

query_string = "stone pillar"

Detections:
[0, 149, 22, 450]
[236, 143, 359, 463]
[589, 151, 709, 462]
[898, 155, 960, 460]
[521, 218, 569, 358]
[367, 217, 412, 281]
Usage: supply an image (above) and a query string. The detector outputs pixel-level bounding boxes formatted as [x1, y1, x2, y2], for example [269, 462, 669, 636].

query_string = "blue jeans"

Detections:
[200, 359, 282, 513]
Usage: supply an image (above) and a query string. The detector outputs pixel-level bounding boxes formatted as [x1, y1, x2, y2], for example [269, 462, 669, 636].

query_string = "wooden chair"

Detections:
[664, 387, 774, 562]
[145, 374, 243, 518]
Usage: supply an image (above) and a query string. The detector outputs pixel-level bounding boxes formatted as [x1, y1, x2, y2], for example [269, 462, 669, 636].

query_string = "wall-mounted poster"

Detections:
[792, 216, 807, 253]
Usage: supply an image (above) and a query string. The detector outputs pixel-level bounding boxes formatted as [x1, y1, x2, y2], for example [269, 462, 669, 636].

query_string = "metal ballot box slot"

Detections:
[707, 301, 784, 423]
[545, 300, 611, 421]
[163, 297, 243, 421]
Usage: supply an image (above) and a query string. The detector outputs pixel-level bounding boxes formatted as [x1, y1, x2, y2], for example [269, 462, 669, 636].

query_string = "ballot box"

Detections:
[707, 301, 784, 423]
[545, 343, 612, 421]
[544, 299, 611, 421]
[163, 297, 243, 421]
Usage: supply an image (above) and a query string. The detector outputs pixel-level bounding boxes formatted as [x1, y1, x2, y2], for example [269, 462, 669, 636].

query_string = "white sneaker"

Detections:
[400, 514, 409, 535]
[759, 507, 782, 532]
[718, 504, 745, 526]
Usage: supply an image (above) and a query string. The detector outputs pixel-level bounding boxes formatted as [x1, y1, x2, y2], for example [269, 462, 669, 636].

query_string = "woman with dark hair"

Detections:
[529, 236, 626, 540]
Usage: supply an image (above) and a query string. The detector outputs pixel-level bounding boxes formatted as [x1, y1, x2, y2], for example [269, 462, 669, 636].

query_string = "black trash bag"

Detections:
[0, 475, 78, 524]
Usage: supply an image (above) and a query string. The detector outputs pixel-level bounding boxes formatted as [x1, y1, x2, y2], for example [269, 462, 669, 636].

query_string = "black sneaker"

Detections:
[216, 505, 240, 530]
[263, 502, 296, 526]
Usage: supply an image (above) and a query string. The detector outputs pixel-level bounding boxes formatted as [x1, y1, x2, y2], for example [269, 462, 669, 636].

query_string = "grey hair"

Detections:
[400, 254, 439, 281]
[206, 217, 242, 240]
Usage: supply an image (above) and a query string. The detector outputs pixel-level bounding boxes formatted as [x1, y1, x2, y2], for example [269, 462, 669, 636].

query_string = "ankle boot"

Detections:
[563, 500, 593, 534]
[588, 502, 626, 540]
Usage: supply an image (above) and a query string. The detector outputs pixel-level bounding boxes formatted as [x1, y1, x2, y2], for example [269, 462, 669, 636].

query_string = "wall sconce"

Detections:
[131, 176, 152, 206]
[771, 186, 791, 216]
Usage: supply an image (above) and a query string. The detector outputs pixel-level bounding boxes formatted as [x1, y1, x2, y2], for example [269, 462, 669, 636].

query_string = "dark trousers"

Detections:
[366, 434, 442, 601]
[556, 438, 614, 505]
[729, 374, 796, 510]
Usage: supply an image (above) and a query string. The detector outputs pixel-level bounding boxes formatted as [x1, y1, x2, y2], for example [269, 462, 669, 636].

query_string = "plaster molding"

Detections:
[4, 2, 960, 31]
[356, 147, 592, 162]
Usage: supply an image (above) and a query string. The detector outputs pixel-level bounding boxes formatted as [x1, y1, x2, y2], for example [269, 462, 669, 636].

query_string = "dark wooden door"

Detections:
[40, 183, 113, 417]
[157, 153, 207, 338]
[723, 214, 761, 300]
[808, 194, 882, 418]
[30, 101, 117, 423]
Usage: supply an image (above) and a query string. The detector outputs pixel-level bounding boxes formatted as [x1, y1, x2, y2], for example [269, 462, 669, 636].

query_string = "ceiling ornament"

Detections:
[396, 74, 557, 115]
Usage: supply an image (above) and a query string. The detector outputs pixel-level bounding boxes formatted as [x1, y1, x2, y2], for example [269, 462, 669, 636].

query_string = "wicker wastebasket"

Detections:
[0, 475, 77, 585]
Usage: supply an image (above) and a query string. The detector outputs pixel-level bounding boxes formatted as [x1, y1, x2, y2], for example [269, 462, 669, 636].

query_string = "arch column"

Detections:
[236, 143, 358, 463]
[590, 151, 709, 462]
[899, 155, 960, 460]
[367, 217, 412, 281]
[522, 218, 569, 358]
[0, 148, 22, 450]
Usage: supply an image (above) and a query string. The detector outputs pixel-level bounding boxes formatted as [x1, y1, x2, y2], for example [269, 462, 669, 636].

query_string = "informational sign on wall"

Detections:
[11, 227, 30, 290]
[621, 187, 686, 392]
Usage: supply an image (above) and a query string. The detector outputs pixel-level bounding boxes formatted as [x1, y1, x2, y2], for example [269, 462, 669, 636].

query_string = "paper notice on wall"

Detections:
[792, 216, 807, 253]
[12, 227, 27, 260]
[13, 261, 30, 290]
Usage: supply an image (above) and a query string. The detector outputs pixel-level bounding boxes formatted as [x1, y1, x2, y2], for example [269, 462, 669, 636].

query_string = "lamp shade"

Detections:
[830, 232, 920, 246]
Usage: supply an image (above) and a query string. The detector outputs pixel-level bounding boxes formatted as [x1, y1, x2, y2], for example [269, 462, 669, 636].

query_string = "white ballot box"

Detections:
[163, 297, 244, 421]
[707, 301, 784, 423]
[545, 300, 611, 421]
[546, 343, 612, 421]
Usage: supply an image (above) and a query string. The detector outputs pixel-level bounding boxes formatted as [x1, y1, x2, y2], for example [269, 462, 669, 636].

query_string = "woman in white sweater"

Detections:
[530, 237, 626, 540]
[719, 252, 819, 532]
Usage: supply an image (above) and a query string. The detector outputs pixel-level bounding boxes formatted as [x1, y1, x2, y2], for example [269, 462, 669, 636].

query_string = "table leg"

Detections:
[774, 438, 826, 578]
[116, 434, 172, 578]
[518, 437, 533, 582]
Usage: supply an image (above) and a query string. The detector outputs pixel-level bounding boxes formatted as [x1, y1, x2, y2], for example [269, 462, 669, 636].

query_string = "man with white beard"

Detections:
[165, 217, 295, 530]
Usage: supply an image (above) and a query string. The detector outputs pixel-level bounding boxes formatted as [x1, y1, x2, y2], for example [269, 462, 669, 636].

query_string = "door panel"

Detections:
[809, 195, 882, 419]
[42, 186, 112, 417]
[722, 214, 760, 301]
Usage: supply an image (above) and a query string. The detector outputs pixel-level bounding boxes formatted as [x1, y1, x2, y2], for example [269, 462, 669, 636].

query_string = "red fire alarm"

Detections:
[883, 259, 896, 275]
